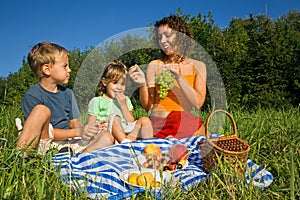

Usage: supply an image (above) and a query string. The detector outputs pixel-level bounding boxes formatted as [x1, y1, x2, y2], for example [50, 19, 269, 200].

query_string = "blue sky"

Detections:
[0, 0, 299, 78]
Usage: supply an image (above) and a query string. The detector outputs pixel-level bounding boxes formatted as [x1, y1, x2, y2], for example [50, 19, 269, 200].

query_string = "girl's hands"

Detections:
[115, 92, 127, 106]
[81, 123, 102, 141]
[128, 65, 146, 86]
[97, 120, 108, 132]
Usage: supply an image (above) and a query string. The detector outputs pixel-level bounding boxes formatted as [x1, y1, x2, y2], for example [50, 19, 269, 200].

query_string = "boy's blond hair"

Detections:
[27, 41, 68, 78]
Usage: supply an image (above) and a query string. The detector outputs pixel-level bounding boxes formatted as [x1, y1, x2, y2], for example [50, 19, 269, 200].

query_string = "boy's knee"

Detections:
[32, 105, 51, 116]
[28, 105, 51, 122]
[24, 105, 51, 134]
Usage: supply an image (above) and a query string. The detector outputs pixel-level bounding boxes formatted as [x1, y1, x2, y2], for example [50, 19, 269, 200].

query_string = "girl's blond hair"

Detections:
[97, 60, 127, 96]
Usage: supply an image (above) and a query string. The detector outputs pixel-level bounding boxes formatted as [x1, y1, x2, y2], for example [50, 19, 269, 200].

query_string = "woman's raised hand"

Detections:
[128, 65, 146, 86]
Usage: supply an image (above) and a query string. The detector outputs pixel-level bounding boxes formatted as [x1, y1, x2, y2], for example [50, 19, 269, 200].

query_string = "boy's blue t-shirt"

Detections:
[21, 83, 80, 129]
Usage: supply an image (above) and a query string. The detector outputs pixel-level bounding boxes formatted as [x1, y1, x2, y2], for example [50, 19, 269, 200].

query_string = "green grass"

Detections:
[0, 105, 299, 199]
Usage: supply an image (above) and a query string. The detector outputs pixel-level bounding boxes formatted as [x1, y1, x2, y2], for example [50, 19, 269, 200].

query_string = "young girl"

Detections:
[87, 60, 153, 143]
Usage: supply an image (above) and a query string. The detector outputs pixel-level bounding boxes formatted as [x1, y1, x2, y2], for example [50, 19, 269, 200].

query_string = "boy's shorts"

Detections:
[38, 124, 87, 154]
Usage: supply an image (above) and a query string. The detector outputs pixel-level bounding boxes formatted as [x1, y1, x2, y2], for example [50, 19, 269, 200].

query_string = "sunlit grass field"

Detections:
[0, 105, 299, 199]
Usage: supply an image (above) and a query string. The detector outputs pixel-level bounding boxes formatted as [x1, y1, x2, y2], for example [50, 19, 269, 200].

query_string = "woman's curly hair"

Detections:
[153, 15, 194, 63]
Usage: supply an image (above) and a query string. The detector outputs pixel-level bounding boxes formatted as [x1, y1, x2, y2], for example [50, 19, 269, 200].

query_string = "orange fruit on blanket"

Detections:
[128, 173, 139, 185]
[151, 180, 161, 188]
[144, 144, 162, 159]
[137, 172, 154, 187]
[143, 172, 154, 181]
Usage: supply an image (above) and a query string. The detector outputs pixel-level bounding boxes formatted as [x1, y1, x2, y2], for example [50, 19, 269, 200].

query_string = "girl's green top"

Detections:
[88, 96, 133, 126]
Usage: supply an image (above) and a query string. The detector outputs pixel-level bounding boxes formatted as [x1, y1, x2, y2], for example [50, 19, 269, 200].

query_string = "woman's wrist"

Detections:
[146, 81, 155, 87]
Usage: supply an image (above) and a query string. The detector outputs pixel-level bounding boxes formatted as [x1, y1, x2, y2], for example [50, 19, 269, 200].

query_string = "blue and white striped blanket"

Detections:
[52, 136, 273, 199]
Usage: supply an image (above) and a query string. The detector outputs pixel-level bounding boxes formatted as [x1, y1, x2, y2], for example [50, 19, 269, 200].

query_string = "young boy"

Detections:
[16, 41, 114, 155]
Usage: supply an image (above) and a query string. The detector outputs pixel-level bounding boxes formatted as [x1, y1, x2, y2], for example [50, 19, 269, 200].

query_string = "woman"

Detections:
[129, 15, 206, 139]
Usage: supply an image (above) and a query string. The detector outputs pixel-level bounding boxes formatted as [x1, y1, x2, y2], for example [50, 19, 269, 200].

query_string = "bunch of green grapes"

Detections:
[155, 70, 175, 100]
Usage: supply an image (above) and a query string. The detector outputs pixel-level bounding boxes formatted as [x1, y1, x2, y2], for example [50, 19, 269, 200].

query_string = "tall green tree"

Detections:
[5, 62, 37, 106]
[216, 17, 249, 109]
[277, 10, 300, 106]
[0, 77, 7, 104]
[1, 10, 300, 109]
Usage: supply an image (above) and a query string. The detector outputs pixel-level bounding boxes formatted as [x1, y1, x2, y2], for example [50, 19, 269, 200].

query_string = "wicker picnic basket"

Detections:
[198, 110, 250, 174]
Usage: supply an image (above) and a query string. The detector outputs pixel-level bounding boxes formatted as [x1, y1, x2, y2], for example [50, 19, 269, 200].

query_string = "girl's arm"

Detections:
[87, 115, 97, 125]
[87, 114, 108, 133]
[116, 93, 135, 122]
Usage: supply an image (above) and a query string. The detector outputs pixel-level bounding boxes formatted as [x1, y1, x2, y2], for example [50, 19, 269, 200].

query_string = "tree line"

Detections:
[0, 9, 299, 111]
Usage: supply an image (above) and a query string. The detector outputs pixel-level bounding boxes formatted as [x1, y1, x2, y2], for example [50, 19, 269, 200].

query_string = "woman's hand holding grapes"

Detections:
[169, 64, 182, 80]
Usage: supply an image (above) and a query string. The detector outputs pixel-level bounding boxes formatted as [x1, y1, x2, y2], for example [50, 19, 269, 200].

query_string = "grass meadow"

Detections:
[0, 105, 299, 199]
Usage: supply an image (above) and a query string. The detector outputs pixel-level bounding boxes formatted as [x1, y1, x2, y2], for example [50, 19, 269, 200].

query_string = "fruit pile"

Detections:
[142, 143, 189, 172]
[155, 70, 175, 100]
[128, 172, 160, 187]
[165, 144, 189, 171]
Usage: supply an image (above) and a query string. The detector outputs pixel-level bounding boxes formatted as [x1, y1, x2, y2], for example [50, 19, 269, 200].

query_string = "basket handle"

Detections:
[205, 109, 238, 140]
